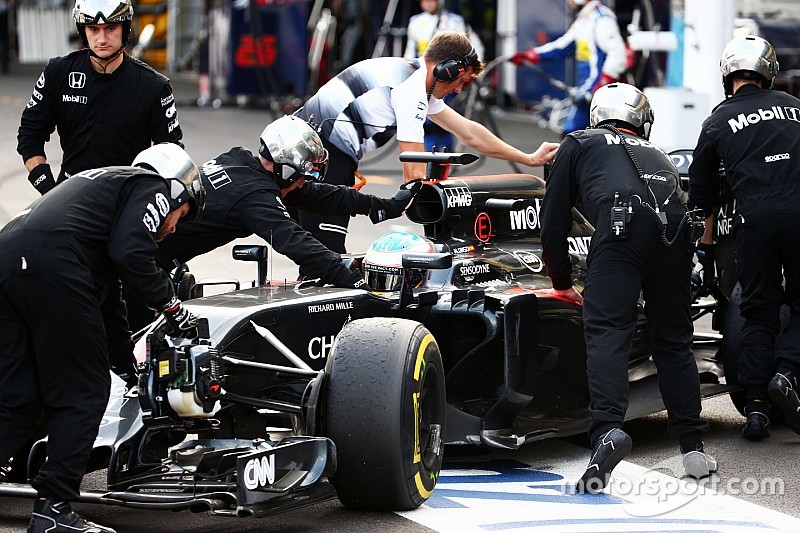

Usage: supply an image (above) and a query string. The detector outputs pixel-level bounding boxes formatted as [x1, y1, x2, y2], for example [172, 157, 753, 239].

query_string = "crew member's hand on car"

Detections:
[695, 242, 716, 297]
[369, 179, 423, 223]
[162, 296, 200, 338]
[555, 286, 584, 305]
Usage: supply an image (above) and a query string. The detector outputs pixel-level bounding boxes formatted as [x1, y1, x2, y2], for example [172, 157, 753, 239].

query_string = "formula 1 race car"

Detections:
[0, 152, 735, 518]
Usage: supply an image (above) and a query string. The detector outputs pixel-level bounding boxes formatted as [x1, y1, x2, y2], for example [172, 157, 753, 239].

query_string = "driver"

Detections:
[362, 232, 435, 292]
[0, 144, 204, 533]
[126, 116, 422, 332]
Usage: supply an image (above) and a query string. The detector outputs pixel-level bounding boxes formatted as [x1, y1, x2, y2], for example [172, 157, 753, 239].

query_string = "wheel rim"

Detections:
[418, 362, 444, 471]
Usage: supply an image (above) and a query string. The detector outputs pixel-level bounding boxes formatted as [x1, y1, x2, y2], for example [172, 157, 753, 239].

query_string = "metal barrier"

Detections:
[17, 6, 71, 63]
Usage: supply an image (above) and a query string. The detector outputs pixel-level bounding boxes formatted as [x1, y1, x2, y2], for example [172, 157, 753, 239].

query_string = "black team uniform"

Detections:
[541, 126, 709, 489]
[0, 167, 178, 506]
[17, 49, 182, 193]
[689, 84, 800, 435]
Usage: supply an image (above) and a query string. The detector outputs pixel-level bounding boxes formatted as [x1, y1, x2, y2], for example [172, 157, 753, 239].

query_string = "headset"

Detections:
[433, 47, 479, 82]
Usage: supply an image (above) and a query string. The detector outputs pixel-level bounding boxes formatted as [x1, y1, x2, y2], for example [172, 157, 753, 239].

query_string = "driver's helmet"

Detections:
[589, 82, 654, 139]
[720, 35, 778, 95]
[132, 143, 205, 220]
[73, 0, 134, 47]
[363, 232, 434, 292]
[259, 115, 329, 190]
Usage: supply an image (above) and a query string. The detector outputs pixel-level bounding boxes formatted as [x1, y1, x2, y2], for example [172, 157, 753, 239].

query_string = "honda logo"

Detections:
[68, 72, 86, 89]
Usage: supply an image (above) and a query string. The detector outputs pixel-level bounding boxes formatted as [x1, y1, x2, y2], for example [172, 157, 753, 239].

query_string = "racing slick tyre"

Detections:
[323, 317, 445, 511]
[722, 283, 789, 419]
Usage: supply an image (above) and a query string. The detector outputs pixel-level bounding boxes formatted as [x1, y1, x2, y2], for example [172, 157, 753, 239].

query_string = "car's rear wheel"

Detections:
[324, 317, 445, 511]
[722, 283, 789, 419]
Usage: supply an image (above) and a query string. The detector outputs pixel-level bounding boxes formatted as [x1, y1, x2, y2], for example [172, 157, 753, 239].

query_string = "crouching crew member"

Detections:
[689, 35, 800, 440]
[0, 144, 204, 533]
[540, 83, 715, 493]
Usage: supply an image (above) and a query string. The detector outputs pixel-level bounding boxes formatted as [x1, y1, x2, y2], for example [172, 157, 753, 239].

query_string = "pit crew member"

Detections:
[540, 83, 714, 493]
[0, 144, 204, 533]
[126, 116, 420, 331]
[510, 0, 627, 135]
[17, 0, 183, 195]
[296, 30, 559, 253]
[688, 35, 800, 440]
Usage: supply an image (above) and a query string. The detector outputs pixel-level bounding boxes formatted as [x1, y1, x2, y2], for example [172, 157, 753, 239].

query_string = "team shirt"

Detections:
[689, 84, 800, 216]
[297, 57, 446, 163]
[156, 147, 372, 288]
[541, 128, 684, 289]
[17, 50, 182, 181]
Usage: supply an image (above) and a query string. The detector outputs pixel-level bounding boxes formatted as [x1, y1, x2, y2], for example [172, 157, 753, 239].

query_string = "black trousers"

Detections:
[0, 233, 110, 501]
[295, 139, 358, 254]
[735, 206, 800, 402]
[583, 223, 708, 449]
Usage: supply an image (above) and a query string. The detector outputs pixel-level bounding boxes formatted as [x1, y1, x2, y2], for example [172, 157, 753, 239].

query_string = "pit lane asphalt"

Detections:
[1, 64, 799, 532]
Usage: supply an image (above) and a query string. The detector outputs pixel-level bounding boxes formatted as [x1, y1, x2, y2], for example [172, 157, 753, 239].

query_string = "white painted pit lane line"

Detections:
[398, 442, 798, 532]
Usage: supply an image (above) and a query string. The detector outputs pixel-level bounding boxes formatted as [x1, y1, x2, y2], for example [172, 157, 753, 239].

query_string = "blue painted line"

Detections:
[440, 459, 564, 483]
[427, 488, 627, 507]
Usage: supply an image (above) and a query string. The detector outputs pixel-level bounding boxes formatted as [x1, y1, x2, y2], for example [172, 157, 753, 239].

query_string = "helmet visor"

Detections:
[364, 264, 404, 292]
[303, 149, 329, 181]
[74, 0, 133, 24]
[277, 148, 328, 185]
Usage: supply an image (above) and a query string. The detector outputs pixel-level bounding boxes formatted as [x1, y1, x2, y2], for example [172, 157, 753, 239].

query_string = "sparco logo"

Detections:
[459, 262, 490, 277]
[510, 199, 542, 231]
[445, 186, 472, 208]
[728, 106, 800, 133]
[765, 153, 790, 163]
[243, 454, 276, 490]
[62, 94, 87, 104]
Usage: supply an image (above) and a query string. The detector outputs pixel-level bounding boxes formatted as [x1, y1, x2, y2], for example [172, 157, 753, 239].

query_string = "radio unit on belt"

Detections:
[611, 192, 632, 241]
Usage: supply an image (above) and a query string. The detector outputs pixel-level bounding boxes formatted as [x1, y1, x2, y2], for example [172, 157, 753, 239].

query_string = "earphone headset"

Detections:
[433, 47, 479, 82]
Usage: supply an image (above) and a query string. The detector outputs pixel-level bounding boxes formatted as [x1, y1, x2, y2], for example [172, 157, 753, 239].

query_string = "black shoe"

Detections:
[0, 461, 27, 483]
[742, 410, 770, 440]
[576, 428, 632, 494]
[28, 499, 116, 533]
[768, 371, 800, 435]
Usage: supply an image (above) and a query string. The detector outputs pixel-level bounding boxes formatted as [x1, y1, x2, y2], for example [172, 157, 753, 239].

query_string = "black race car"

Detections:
[0, 152, 734, 517]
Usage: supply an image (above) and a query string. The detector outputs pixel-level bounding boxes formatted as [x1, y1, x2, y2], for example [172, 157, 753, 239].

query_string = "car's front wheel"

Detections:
[323, 317, 445, 511]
